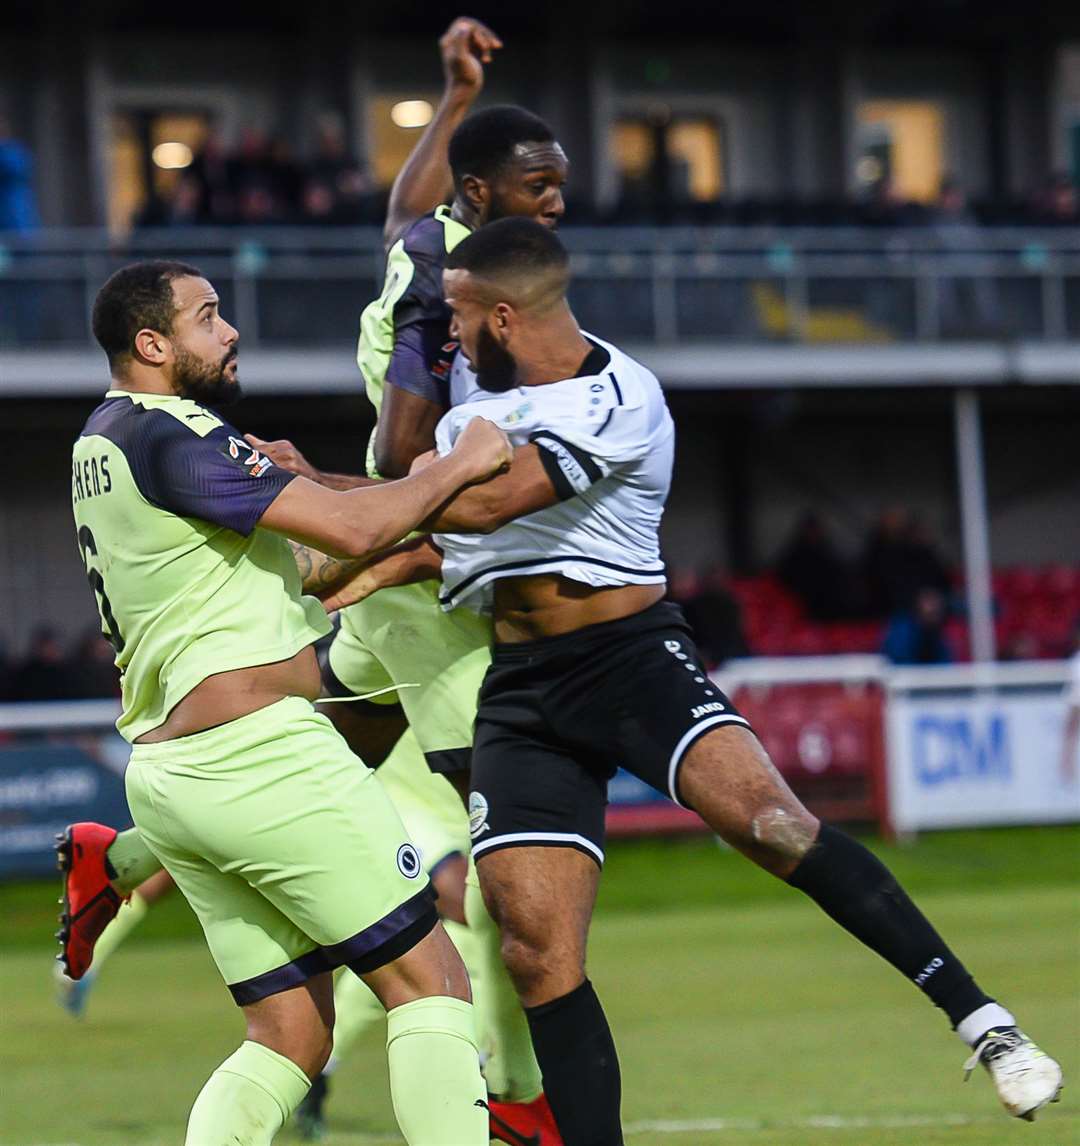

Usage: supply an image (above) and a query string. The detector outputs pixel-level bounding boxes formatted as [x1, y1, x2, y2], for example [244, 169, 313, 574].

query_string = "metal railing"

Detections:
[2, 225, 1080, 348]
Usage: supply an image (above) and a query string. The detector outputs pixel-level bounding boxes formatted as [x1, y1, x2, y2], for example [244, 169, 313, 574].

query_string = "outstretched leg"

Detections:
[678, 723, 1063, 1121]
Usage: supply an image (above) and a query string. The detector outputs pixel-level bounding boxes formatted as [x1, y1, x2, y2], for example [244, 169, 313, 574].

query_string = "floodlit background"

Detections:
[0, 2, 1077, 1143]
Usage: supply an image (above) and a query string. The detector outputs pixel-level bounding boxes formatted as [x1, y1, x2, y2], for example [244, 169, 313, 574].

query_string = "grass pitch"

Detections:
[1, 827, 1077, 1146]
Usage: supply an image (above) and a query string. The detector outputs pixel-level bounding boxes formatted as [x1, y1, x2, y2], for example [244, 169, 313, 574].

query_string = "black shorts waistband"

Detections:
[491, 598, 688, 662]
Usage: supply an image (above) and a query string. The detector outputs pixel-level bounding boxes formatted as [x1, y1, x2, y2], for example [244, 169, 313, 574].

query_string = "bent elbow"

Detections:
[326, 521, 380, 560]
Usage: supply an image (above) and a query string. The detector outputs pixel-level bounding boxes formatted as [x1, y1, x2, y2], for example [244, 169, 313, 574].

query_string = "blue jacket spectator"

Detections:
[882, 588, 953, 665]
[0, 118, 41, 232]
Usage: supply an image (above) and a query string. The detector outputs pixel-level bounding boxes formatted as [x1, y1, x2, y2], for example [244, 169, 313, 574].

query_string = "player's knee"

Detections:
[245, 1020, 333, 1081]
[499, 931, 547, 995]
[499, 925, 583, 1003]
[748, 804, 819, 868]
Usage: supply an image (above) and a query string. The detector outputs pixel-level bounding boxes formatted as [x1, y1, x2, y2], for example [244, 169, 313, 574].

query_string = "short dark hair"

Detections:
[92, 260, 204, 370]
[448, 105, 555, 188]
[445, 217, 569, 285]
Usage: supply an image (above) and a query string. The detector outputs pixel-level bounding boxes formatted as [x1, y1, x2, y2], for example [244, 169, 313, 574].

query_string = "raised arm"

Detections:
[383, 17, 502, 246]
[259, 417, 511, 557]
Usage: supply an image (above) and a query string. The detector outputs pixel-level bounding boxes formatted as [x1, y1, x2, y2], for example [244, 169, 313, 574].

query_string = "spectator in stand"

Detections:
[933, 177, 1000, 335]
[304, 110, 374, 223]
[0, 114, 40, 233]
[863, 176, 921, 227]
[0, 115, 42, 341]
[670, 568, 749, 668]
[7, 626, 77, 700]
[228, 126, 287, 223]
[1029, 173, 1078, 225]
[882, 587, 953, 665]
[136, 173, 206, 228]
[68, 628, 121, 699]
[862, 508, 951, 617]
[187, 130, 233, 222]
[775, 511, 859, 621]
[267, 135, 303, 218]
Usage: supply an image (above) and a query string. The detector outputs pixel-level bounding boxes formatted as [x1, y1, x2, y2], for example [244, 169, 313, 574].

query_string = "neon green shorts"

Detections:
[125, 697, 435, 1005]
[376, 726, 469, 873]
[329, 581, 493, 773]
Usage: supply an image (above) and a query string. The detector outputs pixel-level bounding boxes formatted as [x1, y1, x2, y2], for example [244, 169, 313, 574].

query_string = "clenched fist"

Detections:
[451, 416, 513, 482]
[440, 16, 503, 94]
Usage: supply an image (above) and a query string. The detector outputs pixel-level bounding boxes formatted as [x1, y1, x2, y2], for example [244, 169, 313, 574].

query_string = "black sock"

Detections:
[525, 979, 623, 1146]
[786, 824, 991, 1028]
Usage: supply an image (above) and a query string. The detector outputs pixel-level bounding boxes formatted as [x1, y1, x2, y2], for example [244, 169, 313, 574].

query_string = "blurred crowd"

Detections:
[0, 627, 119, 702]
[671, 508, 1080, 669]
[136, 116, 382, 228]
[4, 110, 1079, 232]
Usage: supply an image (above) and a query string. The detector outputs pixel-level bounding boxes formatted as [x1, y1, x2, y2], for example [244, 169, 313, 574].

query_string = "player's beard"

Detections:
[473, 325, 518, 393]
[173, 345, 241, 407]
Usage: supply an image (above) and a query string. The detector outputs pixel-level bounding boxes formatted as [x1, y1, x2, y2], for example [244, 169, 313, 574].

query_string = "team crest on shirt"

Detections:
[224, 436, 273, 477]
[502, 401, 533, 427]
[396, 843, 422, 879]
[468, 792, 490, 838]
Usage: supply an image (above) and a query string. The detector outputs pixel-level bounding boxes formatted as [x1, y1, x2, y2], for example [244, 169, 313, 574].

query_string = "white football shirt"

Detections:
[433, 333, 674, 610]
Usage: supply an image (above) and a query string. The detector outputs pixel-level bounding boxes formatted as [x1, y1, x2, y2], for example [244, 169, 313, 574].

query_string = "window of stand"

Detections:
[855, 100, 945, 203]
[610, 112, 725, 213]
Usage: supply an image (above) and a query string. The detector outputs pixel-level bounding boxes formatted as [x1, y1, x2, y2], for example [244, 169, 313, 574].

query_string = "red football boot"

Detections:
[55, 823, 122, 980]
[488, 1092, 563, 1146]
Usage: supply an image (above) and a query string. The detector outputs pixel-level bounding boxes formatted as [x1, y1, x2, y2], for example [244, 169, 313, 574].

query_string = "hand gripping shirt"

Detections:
[433, 335, 674, 611]
[71, 391, 331, 742]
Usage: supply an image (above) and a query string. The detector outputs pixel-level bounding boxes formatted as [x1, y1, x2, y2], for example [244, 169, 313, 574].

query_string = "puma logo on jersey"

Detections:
[225, 436, 273, 476]
[691, 701, 726, 720]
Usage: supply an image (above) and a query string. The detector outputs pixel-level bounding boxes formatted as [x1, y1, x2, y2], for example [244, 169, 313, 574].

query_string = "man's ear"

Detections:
[493, 302, 514, 333]
[460, 173, 489, 216]
[132, 327, 170, 366]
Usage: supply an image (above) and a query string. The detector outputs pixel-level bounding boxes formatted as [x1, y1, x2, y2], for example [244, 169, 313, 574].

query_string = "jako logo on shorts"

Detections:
[396, 844, 421, 879]
[468, 792, 490, 838]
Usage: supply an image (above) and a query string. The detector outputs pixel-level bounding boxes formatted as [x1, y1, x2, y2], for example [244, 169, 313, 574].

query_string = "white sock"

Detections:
[956, 1002, 1017, 1047]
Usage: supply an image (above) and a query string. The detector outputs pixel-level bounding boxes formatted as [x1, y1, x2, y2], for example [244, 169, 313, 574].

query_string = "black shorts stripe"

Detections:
[228, 948, 331, 1006]
[321, 885, 437, 967]
[226, 885, 438, 1006]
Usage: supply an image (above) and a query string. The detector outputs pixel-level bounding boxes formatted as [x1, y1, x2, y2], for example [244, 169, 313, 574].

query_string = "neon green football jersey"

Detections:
[71, 390, 331, 742]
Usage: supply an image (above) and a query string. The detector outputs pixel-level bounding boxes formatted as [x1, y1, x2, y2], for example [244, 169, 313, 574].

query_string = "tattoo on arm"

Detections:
[290, 541, 362, 595]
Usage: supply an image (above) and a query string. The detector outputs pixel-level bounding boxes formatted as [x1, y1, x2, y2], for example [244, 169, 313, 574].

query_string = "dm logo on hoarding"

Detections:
[913, 713, 1011, 787]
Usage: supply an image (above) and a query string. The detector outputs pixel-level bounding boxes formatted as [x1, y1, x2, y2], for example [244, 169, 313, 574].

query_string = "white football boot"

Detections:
[964, 1027, 1063, 1121]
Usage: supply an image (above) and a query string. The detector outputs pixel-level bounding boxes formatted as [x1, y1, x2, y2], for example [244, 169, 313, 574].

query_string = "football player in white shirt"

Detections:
[327, 218, 1063, 1143]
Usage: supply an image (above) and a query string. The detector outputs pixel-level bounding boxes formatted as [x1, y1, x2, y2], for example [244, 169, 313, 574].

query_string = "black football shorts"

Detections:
[468, 600, 751, 866]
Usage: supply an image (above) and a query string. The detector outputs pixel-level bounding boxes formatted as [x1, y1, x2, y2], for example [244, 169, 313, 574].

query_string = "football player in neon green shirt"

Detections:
[67, 259, 510, 1146]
